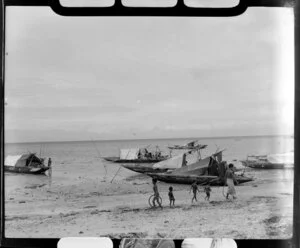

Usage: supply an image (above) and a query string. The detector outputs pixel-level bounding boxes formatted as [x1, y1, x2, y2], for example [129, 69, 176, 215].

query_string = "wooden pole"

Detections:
[110, 166, 122, 183]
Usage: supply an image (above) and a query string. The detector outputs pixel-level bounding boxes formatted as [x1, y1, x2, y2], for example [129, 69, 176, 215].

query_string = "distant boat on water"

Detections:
[4, 153, 49, 175]
[168, 140, 207, 150]
[102, 147, 168, 164]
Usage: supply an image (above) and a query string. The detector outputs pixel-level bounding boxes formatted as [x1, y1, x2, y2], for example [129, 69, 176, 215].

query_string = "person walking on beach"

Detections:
[224, 163, 238, 200]
[47, 157, 52, 177]
[152, 179, 162, 208]
[204, 186, 211, 201]
[168, 186, 175, 207]
[190, 181, 200, 203]
[48, 158, 52, 167]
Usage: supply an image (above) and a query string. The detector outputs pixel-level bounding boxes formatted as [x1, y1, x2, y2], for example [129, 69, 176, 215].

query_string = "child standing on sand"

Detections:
[190, 181, 200, 203]
[168, 186, 175, 207]
[204, 186, 211, 201]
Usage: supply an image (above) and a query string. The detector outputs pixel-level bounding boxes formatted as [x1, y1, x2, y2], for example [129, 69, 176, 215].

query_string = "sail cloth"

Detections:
[119, 148, 140, 160]
[153, 151, 200, 170]
[171, 156, 211, 175]
[153, 154, 184, 169]
[186, 151, 201, 164]
[212, 150, 223, 163]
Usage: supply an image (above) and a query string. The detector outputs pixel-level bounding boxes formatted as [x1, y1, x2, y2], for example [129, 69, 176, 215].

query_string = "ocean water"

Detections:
[4, 135, 294, 194]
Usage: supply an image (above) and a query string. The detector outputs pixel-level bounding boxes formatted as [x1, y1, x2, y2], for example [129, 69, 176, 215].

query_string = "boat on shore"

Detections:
[240, 153, 294, 169]
[147, 150, 253, 185]
[122, 147, 207, 174]
[4, 153, 49, 175]
[147, 173, 253, 185]
[103, 156, 167, 163]
[102, 147, 168, 163]
[121, 164, 170, 174]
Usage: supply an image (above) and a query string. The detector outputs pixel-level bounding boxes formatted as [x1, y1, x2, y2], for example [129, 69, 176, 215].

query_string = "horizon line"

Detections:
[5, 133, 294, 145]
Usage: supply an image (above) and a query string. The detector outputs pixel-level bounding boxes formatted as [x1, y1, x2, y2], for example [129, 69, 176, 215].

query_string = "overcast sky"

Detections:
[4, 6, 294, 143]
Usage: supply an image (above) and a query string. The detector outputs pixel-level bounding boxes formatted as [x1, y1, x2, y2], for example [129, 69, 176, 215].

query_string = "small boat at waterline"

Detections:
[5, 153, 49, 175]
[240, 153, 294, 169]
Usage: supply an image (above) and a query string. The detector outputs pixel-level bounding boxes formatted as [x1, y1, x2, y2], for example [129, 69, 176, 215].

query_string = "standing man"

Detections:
[48, 157, 52, 177]
[224, 163, 238, 200]
[152, 179, 162, 208]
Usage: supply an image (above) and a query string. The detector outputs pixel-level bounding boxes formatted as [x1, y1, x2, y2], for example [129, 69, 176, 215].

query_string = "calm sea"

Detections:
[4, 135, 294, 193]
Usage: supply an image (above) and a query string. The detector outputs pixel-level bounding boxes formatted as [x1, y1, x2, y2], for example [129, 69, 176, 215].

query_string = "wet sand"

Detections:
[4, 172, 293, 239]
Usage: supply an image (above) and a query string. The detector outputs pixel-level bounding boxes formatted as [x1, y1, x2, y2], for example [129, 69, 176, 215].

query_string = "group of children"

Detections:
[190, 181, 211, 203]
[152, 178, 212, 208]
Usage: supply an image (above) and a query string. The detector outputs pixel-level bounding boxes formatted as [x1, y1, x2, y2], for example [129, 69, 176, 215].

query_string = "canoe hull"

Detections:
[147, 173, 253, 185]
[5, 166, 49, 175]
[103, 156, 168, 163]
[168, 145, 207, 150]
[240, 161, 286, 169]
[122, 164, 170, 174]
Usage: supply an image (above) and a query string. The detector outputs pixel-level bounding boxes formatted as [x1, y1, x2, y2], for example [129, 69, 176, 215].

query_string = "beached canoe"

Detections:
[4, 165, 49, 175]
[4, 153, 49, 175]
[121, 164, 171, 174]
[103, 156, 167, 163]
[147, 173, 253, 185]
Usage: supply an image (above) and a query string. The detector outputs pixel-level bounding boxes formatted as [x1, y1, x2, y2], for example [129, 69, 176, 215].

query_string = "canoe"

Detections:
[4, 153, 49, 175]
[121, 164, 171, 174]
[168, 144, 207, 150]
[147, 172, 253, 185]
[103, 156, 168, 163]
[4, 165, 49, 175]
[240, 160, 286, 169]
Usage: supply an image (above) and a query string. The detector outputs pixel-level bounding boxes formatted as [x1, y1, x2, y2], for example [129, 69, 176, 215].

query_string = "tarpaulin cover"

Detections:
[4, 155, 23, 167]
[120, 148, 140, 160]
[5, 153, 43, 167]
[4, 154, 33, 167]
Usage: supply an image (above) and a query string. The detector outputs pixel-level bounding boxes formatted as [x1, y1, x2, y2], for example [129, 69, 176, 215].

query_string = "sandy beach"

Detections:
[4, 170, 293, 239]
